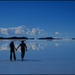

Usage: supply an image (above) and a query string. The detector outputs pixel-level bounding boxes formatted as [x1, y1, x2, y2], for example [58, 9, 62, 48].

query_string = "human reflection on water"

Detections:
[10, 41, 16, 61]
[16, 41, 27, 61]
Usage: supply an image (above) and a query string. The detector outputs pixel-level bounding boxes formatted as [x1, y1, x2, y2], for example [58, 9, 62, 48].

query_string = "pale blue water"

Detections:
[0, 40, 75, 74]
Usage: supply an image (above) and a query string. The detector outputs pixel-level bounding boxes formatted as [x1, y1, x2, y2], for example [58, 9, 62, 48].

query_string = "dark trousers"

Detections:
[21, 50, 25, 59]
[10, 50, 16, 60]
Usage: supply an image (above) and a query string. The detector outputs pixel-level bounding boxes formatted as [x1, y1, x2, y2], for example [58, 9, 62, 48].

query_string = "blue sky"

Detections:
[0, 1, 75, 38]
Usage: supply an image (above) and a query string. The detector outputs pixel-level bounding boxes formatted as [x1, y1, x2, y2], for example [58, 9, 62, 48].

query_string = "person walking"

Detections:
[16, 41, 27, 61]
[10, 41, 16, 61]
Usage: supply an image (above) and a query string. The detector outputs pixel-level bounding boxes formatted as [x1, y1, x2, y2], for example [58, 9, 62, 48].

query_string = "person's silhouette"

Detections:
[16, 41, 27, 61]
[10, 41, 16, 61]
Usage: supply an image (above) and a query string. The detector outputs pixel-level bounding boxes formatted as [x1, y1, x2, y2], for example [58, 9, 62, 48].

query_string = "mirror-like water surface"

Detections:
[0, 40, 75, 74]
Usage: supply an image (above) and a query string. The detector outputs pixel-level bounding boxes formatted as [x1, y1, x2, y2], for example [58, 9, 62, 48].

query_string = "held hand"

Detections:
[15, 49, 17, 51]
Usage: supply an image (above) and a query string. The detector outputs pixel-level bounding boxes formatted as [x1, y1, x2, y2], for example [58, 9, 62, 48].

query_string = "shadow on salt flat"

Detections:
[0, 59, 41, 62]
[17, 59, 41, 62]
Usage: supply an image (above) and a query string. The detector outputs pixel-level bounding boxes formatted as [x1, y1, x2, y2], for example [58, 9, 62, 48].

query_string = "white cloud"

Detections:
[0, 25, 47, 36]
[1, 29, 8, 35]
[55, 32, 62, 35]
[39, 29, 47, 35]
[55, 32, 59, 35]
[30, 27, 47, 35]
[15, 25, 30, 34]
[30, 28, 36, 35]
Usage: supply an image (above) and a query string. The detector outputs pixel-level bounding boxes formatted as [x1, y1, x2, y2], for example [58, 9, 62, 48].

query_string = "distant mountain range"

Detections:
[72, 38, 75, 40]
[38, 37, 62, 40]
[0, 37, 28, 40]
[0, 36, 62, 40]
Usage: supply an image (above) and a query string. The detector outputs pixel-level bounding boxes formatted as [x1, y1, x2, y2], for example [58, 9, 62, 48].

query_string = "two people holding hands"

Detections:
[10, 41, 27, 61]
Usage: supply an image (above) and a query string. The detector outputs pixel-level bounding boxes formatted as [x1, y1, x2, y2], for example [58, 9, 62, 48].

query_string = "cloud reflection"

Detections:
[0, 42, 47, 52]
[55, 43, 59, 46]
[27, 42, 47, 50]
[55, 43, 62, 47]
[0, 43, 8, 50]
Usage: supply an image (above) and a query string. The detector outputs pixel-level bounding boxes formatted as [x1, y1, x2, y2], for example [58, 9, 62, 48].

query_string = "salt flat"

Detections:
[0, 40, 75, 74]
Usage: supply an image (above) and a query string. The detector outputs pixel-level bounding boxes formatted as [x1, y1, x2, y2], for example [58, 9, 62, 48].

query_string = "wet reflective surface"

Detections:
[0, 40, 75, 74]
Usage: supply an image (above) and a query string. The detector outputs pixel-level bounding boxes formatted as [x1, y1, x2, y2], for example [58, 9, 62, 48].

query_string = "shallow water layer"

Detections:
[0, 40, 75, 74]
